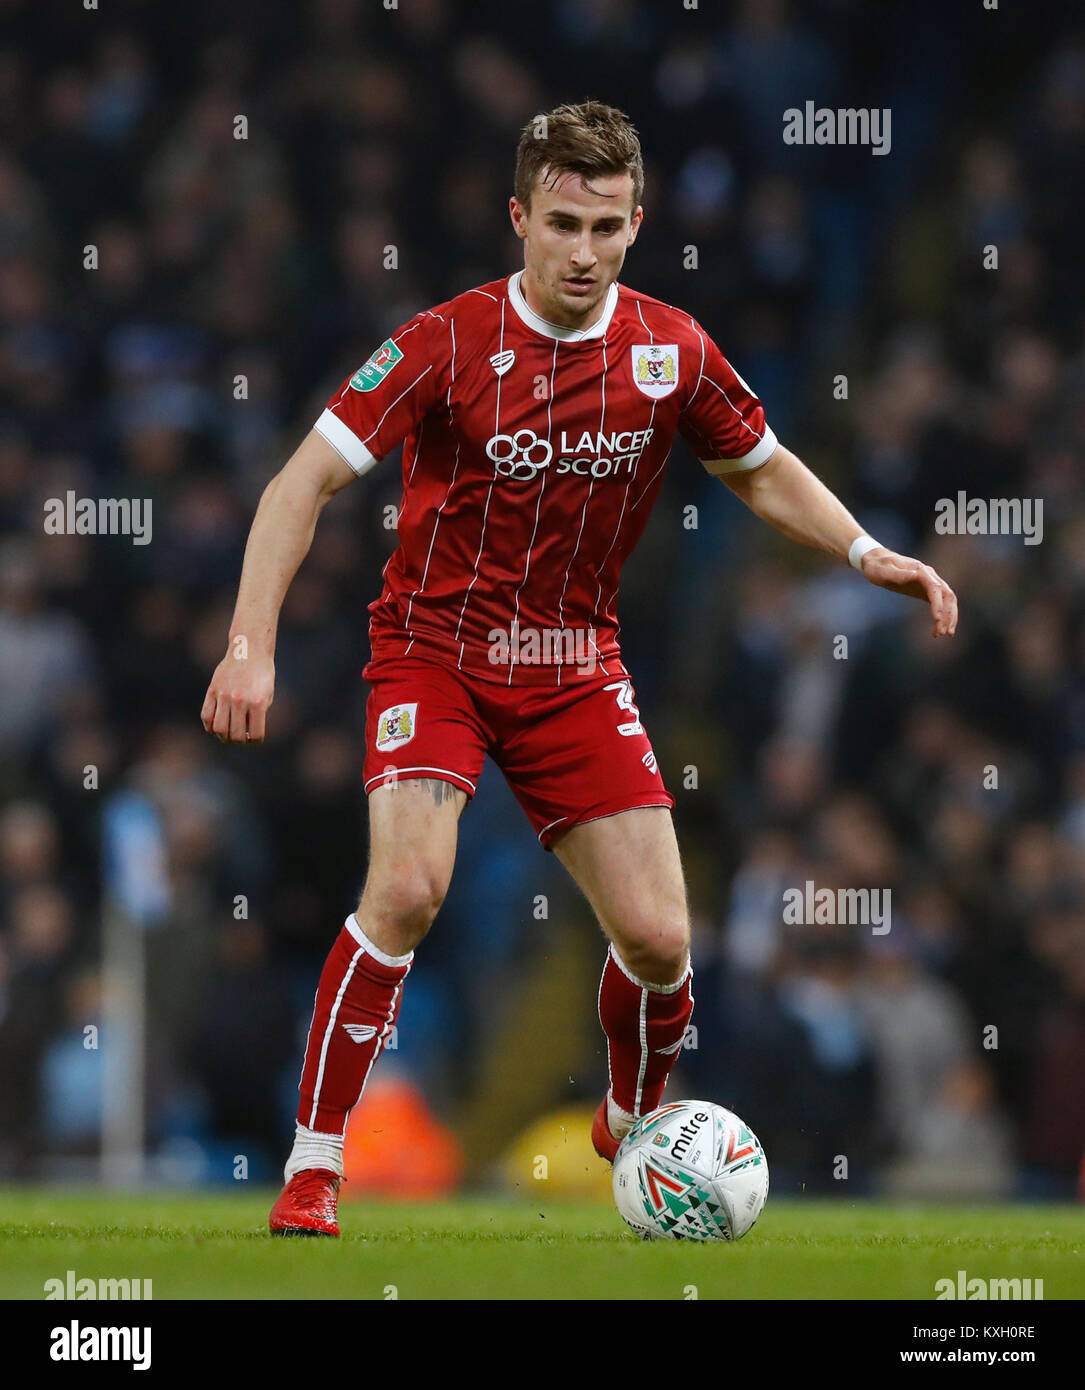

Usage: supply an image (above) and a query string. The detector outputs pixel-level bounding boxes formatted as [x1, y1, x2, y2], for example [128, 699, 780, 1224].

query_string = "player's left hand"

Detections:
[859, 548, 958, 637]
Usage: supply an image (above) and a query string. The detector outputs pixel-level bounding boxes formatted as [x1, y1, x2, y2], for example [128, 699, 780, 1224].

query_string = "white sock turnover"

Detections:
[607, 1094, 635, 1140]
[284, 1122, 344, 1181]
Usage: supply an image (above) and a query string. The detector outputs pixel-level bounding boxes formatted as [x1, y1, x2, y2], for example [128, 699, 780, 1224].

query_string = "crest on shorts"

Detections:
[350, 338, 404, 392]
[631, 344, 678, 399]
[376, 702, 417, 751]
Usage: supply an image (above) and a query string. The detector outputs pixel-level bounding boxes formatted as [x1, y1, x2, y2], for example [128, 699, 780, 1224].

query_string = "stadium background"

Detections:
[0, 0, 1081, 1205]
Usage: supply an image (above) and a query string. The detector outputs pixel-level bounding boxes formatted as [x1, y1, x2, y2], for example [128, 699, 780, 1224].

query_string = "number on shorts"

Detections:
[603, 679, 644, 737]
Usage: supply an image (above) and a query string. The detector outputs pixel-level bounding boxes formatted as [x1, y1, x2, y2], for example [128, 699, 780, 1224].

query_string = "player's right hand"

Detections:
[200, 649, 276, 743]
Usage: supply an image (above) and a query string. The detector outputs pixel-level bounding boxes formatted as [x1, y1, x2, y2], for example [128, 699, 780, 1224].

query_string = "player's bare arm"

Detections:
[721, 442, 959, 638]
[200, 429, 358, 744]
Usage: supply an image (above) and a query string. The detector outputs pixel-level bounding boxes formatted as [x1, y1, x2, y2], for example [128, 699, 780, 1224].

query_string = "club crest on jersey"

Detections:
[376, 702, 417, 751]
[489, 349, 515, 377]
[632, 344, 678, 399]
[350, 339, 404, 392]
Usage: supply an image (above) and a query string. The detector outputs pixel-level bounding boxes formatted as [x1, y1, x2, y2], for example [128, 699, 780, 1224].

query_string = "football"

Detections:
[612, 1101, 769, 1241]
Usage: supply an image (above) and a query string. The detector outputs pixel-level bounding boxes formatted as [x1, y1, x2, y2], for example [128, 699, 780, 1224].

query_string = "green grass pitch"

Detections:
[0, 1191, 1081, 1300]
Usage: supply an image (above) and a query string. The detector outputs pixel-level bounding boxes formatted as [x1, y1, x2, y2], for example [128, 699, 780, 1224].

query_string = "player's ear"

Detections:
[509, 196, 528, 240]
[627, 205, 644, 246]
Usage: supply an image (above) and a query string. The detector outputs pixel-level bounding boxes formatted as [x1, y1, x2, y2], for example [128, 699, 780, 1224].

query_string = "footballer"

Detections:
[199, 102, 958, 1236]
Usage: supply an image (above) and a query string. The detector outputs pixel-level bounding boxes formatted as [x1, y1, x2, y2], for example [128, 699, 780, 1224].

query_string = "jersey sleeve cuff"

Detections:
[700, 425, 778, 475]
[314, 408, 380, 477]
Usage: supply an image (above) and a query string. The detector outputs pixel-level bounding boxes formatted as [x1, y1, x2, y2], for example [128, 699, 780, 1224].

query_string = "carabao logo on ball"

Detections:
[350, 339, 404, 391]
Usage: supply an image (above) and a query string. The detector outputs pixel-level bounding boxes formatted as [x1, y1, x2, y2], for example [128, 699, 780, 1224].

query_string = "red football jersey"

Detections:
[314, 271, 777, 685]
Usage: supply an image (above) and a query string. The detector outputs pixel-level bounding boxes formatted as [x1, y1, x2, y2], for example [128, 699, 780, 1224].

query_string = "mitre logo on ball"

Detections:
[376, 703, 417, 751]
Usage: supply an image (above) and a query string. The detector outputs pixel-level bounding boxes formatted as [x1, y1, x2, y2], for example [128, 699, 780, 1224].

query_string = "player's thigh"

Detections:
[358, 653, 485, 940]
[358, 777, 468, 944]
[553, 805, 690, 978]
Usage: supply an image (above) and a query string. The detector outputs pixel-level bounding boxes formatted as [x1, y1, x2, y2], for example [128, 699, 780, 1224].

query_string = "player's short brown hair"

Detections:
[514, 101, 644, 214]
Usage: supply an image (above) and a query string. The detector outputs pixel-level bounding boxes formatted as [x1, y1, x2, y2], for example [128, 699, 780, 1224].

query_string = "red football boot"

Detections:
[592, 1097, 623, 1163]
[268, 1168, 341, 1237]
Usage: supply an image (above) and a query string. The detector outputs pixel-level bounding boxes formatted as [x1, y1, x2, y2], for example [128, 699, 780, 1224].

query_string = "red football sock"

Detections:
[598, 943, 693, 1120]
[297, 914, 412, 1135]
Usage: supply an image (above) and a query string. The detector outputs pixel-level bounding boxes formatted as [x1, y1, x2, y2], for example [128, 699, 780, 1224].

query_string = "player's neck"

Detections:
[519, 267, 609, 334]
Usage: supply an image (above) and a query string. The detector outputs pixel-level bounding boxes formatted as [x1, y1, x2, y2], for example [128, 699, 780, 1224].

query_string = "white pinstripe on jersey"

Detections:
[554, 336, 608, 686]
[454, 298, 506, 647]
[505, 337, 560, 686]
[405, 316, 459, 633]
[591, 298, 661, 636]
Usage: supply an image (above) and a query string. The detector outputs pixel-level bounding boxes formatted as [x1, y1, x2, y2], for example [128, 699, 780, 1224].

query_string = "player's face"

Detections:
[510, 169, 643, 329]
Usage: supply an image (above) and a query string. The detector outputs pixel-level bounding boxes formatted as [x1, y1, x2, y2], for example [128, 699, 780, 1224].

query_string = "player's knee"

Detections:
[358, 865, 448, 948]
[615, 915, 690, 986]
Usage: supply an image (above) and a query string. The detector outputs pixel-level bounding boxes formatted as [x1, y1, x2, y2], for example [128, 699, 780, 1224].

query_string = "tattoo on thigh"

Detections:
[398, 777, 460, 806]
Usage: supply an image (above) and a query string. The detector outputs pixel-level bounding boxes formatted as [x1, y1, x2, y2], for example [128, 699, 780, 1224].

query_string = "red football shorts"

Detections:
[361, 652, 674, 849]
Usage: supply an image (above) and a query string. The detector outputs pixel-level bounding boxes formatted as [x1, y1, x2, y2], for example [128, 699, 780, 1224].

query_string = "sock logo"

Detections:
[342, 1024, 379, 1044]
[654, 1034, 687, 1057]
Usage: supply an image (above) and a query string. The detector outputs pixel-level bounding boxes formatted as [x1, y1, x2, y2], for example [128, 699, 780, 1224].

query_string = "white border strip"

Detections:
[314, 407, 380, 476]
[700, 425, 779, 475]
[507, 270, 618, 341]
[343, 913, 414, 968]
[608, 941, 691, 995]
[364, 765, 476, 795]
[634, 987, 648, 1116]
[538, 800, 673, 844]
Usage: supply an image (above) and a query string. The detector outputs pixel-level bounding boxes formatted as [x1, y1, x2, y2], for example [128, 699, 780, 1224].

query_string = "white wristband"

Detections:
[848, 535, 882, 570]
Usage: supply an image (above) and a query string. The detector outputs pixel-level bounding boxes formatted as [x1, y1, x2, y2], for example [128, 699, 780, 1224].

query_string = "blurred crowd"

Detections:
[0, 0, 1081, 1195]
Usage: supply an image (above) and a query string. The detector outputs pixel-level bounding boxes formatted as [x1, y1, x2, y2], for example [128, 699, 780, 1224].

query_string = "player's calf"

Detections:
[278, 780, 460, 1205]
[594, 941, 694, 1161]
[278, 911, 414, 1204]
